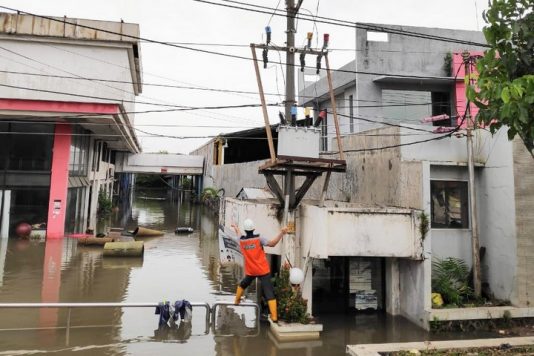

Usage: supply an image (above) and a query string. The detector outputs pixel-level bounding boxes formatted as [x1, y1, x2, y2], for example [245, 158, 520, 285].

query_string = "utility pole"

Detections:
[285, 0, 296, 122]
[250, 0, 347, 268]
[283, 0, 297, 266]
[462, 51, 481, 297]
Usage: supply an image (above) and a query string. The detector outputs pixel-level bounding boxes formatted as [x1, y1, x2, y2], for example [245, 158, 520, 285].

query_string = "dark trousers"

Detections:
[239, 273, 275, 301]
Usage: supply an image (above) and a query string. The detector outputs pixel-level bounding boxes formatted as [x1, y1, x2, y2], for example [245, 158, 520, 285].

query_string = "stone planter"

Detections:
[269, 319, 323, 341]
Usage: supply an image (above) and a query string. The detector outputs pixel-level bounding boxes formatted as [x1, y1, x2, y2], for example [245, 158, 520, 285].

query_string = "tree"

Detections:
[467, 0, 534, 158]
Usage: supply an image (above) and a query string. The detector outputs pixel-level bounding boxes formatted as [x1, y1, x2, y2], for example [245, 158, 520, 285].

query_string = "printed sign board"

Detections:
[218, 225, 243, 267]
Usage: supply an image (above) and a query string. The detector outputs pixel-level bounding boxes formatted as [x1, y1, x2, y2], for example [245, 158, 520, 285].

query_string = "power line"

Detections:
[0, 82, 279, 110]
[134, 127, 437, 140]
[335, 130, 456, 154]
[0, 49, 261, 127]
[196, 0, 489, 48]
[40, 42, 258, 104]
[0, 114, 440, 132]
[329, 111, 436, 133]
[0, 44, 269, 116]
[0, 44, 136, 100]
[0, 5, 477, 81]
[139, 40, 451, 54]
[0, 72, 459, 110]
[0, 69, 448, 105]
[0, 119, 440, 137]
[0, 130, 386, 140]
[267, 0, 282, 26]
[2, 104, 452, 136]
[0, 120, 256, 129]
[328, 114, 466, 154]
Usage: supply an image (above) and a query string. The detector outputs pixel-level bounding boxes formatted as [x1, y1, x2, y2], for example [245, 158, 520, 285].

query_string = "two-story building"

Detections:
[0, 12, 142, 238]
[192, 23, 534, 329]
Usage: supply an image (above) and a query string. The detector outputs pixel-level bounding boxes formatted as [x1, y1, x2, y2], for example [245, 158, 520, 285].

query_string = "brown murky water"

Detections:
[0, 191, 493, 355]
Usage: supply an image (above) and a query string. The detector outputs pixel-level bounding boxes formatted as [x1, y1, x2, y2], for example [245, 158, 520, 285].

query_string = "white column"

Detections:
[0, 190, 10, 287]
[385, 258, 401, 315]
[302, 259, 313, 315]
[0, 190, 11, 238]
[0, 234, 7, 287]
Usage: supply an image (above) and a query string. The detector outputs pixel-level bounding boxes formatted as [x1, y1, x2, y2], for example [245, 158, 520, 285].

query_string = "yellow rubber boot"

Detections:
[267, 299, 278, 322]
[234, 286, 245, 305]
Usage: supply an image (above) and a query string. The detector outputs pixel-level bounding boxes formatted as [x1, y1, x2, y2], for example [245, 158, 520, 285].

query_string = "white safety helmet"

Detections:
[243, 219, 255, 231]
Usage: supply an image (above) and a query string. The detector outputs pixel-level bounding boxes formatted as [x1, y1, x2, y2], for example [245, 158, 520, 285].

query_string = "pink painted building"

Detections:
[0, 12, 142, 238]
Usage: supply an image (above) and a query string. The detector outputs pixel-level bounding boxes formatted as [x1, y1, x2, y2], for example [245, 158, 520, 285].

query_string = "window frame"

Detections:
[430, 179, 470, 230]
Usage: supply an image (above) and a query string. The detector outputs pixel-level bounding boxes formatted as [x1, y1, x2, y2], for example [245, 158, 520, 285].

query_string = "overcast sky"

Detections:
[3, 0, 488, 154]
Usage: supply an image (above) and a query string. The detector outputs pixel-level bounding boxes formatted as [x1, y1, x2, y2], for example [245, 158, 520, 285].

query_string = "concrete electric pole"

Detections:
[462, 51, 481, 298]
[250, 0, 347, 268]
[284, 0, 296, 122]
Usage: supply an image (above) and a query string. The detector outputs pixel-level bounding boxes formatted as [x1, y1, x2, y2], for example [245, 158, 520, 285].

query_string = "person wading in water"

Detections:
[231, 219, 288, 322]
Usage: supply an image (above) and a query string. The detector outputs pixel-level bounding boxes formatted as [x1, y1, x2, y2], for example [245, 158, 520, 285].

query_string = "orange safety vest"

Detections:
[239, 236, 270, 276]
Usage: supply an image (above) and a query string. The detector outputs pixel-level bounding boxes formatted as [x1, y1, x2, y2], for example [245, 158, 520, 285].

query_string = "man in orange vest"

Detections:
[231, 219, 288, 322]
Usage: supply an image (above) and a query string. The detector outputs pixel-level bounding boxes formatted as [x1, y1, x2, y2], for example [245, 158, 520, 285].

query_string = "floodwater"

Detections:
[0, 191, 495, 355]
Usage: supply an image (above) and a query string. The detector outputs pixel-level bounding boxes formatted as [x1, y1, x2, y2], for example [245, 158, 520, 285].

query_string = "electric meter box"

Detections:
[277, 125, 321, 158]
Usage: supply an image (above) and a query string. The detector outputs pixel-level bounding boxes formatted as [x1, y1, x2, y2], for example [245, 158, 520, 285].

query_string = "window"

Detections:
[431, 92, 453, 127]
[382, 90, 452, 125]
[65, 186, 87, 234]
[431, 181, 469, 228]
[92, 141, 101, 172]
[9, 187, 49, 232]
[367, 31, 388, 42]
[0, 122, 54, 171]
[0, 122, 7, 170]
[69, 125, 90, 176]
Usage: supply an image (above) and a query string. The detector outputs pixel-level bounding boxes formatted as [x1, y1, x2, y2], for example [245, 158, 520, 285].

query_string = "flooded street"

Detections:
[0, 192, 493, 355]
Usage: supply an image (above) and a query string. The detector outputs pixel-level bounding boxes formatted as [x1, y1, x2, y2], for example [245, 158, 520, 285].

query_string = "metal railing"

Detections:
[0, 301, 259, 344]
[211, 301, 260, 337]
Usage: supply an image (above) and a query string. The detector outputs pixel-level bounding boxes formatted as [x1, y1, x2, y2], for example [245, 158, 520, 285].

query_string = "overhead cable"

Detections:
[0, 5, 477, 81]
[199, 0, 489, 48]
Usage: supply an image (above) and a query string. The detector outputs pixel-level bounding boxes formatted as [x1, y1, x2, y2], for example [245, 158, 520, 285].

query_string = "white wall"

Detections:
[420, 129, 518, 303]
[0, 38, 137, 115]
[428, 165, 472, 265]
[300, 203, 422, 259]
[477, 131, 517, 302]
[222, 198, 283, 256]
[399, 258, 431, 329]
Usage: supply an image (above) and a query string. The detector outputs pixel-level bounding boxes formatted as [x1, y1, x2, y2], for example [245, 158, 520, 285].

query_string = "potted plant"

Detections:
[270, 264, 323, 341]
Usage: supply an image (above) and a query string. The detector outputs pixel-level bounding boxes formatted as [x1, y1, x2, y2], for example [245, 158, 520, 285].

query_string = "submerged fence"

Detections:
[0, 301, 259, 345]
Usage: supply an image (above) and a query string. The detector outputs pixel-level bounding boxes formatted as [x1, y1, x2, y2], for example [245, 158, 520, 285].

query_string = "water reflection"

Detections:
[0, 190, 456, 355]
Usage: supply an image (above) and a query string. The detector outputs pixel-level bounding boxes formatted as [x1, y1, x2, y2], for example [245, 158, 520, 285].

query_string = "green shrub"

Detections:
[432, 257, 473, 306]
[200, 187, 218, 202]
[419, 212, 429, 240]
[97, 189, 112, 218]
[182, 177, 192, 189]
[273, 265, 311, 324]
[135, 174, 166, 187]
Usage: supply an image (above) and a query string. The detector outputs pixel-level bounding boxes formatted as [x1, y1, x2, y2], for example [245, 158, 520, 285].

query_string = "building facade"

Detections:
[0, 13, 142, 238]
[193, 23, 534, 328]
